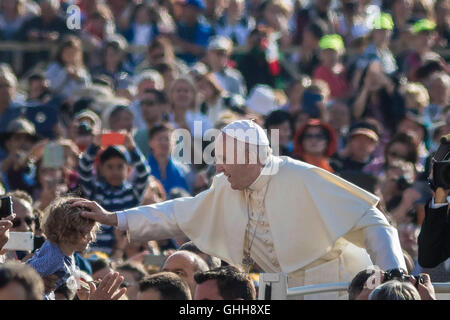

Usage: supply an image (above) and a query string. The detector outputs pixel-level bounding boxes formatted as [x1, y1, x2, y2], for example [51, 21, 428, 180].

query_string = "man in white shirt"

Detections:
[72, 120, 406, 299]
[205, 36, 247, 96]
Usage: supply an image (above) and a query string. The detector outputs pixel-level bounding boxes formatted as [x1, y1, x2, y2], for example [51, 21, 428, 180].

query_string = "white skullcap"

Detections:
[221, 120, 270, 146]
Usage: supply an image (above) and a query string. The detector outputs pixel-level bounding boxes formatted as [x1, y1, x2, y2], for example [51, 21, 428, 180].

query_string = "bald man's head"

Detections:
[162, 251, 209, 296]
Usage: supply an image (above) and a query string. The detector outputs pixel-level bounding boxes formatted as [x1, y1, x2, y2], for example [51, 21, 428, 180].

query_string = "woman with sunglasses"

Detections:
[2, 190, 36, 261]
[364, 132, 419, 179]
[293, 118, 337, 173]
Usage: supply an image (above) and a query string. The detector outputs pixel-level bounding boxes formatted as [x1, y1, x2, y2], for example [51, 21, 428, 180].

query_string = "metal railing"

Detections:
[258, 273, 450, 300]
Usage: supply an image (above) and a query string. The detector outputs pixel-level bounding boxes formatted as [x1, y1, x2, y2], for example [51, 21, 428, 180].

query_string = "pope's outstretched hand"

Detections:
[68, 198, 118, 226]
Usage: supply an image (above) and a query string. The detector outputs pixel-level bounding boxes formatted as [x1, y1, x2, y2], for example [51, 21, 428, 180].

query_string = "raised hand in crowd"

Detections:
[0, 219, 13, 254]
[391, 187, 422, 224]
[409, 273, 436, 300]
[86, 272, 127, 300]
[123, 132, 137, 150]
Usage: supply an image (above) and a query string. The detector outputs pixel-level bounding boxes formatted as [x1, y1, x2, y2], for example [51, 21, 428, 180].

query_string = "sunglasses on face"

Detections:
[12, 216, 34, 228]
[388, 151, 407, 159]
[303, 133, 327, 140]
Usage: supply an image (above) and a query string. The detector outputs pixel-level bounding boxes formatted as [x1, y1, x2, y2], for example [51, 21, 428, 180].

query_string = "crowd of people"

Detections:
[0, 0, 449, 300]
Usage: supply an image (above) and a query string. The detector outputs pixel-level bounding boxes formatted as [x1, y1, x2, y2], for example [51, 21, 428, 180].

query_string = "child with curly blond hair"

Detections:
[26, 197, 99, 299]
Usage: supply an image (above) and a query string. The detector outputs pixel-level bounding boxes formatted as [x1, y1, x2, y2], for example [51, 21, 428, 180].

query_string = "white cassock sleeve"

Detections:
[346, 207, 407, 271]
[115, 201, 186, 241]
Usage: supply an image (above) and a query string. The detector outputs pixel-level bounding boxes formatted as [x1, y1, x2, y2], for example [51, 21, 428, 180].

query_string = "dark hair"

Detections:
[89, 258, 111, 275]
[149, 123, 171, 141]
[109, 105, 132, 122]
[139, 272, 191, 300]
[154, 62, 176, 75]
[178, 241, 221, 269]
[384, 132, 418, 164]
[28, 72, 46, 84]
[0, 262, 44, 300]
[348, 268, 376, 300]
[99, 146, 127, 164]
[264, 110, 292, 129]
[73, 97, 95, 115]
[116, 262, 148, 282]
[194, 265, 256, 300]
[142, 88, 167, 104]
[54, 282, 76, 300]
[55, 35, 84, 67]
[305, 21, 326, 39]
[130, 3, 159, 25]
[148, 37, 174, 60]
[92, 75, 114, 88]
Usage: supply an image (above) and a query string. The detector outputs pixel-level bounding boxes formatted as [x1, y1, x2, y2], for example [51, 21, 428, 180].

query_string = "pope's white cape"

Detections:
[122, 155, 392, 274]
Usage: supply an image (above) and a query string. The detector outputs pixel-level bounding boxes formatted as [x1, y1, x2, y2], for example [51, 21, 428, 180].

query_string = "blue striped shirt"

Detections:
[77, 144, 151, 255]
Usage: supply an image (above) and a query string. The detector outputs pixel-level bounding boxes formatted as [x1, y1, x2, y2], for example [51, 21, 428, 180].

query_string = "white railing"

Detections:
[258, 273, 450, 300]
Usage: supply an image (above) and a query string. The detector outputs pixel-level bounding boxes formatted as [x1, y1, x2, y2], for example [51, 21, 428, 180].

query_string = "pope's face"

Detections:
[215, 134, 263, 190]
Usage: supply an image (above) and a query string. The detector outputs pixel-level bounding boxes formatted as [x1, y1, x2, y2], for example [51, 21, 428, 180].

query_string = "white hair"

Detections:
[134, 70, 164, 91]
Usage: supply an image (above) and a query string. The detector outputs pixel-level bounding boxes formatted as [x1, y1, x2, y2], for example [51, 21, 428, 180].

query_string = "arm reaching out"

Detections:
[69, 198, 118, 226]
[69, 197, 185, 242]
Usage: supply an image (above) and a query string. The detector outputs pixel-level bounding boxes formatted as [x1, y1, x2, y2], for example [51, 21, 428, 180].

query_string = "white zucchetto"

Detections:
[221, 120, 270, 146]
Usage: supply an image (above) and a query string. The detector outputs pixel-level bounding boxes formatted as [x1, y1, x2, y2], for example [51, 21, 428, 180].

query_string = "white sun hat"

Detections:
[245, 84, 279, 116]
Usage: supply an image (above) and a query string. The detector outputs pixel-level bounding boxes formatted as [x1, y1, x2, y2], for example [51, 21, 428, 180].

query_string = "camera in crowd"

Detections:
[383, 269, 424, 287]
[77, 121, 93, 136]
[430, 133, 450, 190]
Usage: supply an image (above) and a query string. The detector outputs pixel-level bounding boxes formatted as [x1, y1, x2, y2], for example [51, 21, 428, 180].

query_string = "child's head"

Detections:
[99, 146, 130, 187]
[403, 82, 429, 113]
[149, 123, 173, 158]
[318, 34, 345, 68]
[108, 105, 134, 132]
[42, 197, 99, 253]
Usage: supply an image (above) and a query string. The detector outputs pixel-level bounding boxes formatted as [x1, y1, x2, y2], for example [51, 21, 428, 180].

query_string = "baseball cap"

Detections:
[412, 19, 436, 34]
[1, 117, 37, 147]
[207, 36, 233, 52]
[6, 117, 36, 136]
[372, 13, 394, 31]
[319, 34, 345, 53]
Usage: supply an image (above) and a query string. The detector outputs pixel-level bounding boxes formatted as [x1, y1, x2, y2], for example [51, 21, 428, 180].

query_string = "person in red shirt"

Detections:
[313, 34, 350, 99]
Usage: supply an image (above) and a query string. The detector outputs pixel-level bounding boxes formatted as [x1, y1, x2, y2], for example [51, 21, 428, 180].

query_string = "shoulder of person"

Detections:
[45, 62, 63, 72]
[224, 67, 243, 78]
[210, 172, 229, 189]
[27, 241, 64, 273]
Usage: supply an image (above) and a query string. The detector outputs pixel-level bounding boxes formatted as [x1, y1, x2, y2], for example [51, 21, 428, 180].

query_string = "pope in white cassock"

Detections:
[73, 120, 406, 299]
